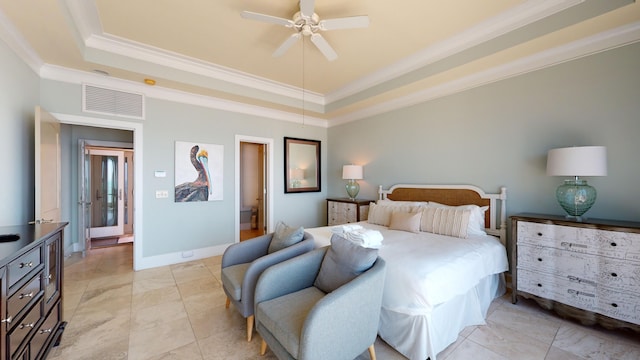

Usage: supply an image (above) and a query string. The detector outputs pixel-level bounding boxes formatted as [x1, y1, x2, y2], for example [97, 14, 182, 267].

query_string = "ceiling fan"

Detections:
[241, 0, 369, 61]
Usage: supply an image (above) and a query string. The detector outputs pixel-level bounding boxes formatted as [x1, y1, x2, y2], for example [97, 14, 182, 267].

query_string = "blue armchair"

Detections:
[254, 247, 386, 360]
[221, 231, 315, 341]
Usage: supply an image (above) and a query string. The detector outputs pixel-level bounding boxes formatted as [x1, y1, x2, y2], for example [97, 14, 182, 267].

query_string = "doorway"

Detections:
[235, 135, 274, 243]
[79, 140, 134, 251]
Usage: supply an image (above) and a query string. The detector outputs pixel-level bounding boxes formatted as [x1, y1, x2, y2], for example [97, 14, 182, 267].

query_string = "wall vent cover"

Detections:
[83, 84, 145, 119]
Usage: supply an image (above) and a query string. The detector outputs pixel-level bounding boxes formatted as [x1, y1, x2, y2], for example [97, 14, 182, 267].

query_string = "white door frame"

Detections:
[53, 113, 144, 271]
[235, 135, 274, 243]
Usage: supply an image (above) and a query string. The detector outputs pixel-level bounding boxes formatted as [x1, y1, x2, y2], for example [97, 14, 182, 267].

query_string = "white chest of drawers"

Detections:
[511, 213, 640, 331]
[326, 198, 372, 226]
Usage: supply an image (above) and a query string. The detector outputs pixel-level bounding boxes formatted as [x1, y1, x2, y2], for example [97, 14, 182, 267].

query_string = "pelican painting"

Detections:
[175, 142, 224, 202]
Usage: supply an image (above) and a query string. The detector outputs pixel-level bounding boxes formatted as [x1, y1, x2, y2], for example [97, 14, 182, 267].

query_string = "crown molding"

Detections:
[40, 64, 328, 128]
[324, 0, 584, 104]
[0, 8, 43, 73]
[328, 20, 640, 127]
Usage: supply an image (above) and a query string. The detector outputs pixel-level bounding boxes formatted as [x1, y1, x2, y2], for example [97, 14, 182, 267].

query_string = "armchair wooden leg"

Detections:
[368, 344, 376, 360]
[260, 339, 268, 356]
[225, 297, 230, 309]
[247, 315, 254, 342]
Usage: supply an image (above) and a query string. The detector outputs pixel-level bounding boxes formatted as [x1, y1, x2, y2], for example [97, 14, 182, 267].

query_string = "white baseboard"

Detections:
[133, 243, 232, 271]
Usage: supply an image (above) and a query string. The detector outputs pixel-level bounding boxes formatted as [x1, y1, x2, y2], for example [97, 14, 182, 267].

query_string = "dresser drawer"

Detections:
[517, 244, 640, 295]
[7, 274, 42, 323]
[8, 247, 42, 289]
[8, 299, 42, 359]
[30, 301, 60, 360]
[517, 269, 640, 325]
[517, 221, 640, 261]
[328, 202, 357, 225]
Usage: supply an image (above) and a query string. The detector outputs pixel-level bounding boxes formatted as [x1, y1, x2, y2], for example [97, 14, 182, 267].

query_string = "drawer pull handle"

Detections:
[611, 273, 618, 277]
[1, 316, 12, 324]
[39, 328, 53, 334]
[19, 261, 33, 268]
[610, 242, 617, 247]
[19, 323, 35, 329]
[567, 289, 595, 297]
[611, 303, 618, 308]
[537, 232, 543, 236]
[537, 283, 542, 287]
[19, 292, 34, 299]
[560, 242, 587, 249]
[567, 276, 597, 287]
[537, 258, 543, 262]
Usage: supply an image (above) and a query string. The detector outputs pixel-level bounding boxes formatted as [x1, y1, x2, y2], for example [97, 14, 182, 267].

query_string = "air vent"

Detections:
[83, 84, 145, 119]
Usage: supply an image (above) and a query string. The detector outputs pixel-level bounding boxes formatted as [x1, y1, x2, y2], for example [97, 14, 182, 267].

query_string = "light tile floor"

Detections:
[48, 244, 640, 360]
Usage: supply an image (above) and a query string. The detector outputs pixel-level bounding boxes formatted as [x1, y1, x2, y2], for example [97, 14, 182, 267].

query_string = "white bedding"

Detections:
[306, 222, 509, 360]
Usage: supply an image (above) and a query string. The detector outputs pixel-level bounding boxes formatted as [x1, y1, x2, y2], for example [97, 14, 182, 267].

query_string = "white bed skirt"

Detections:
[378, 273, 506, 360]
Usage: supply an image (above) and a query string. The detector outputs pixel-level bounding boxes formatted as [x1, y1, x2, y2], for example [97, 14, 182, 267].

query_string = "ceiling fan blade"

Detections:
[241, 11, 294, 27]
[273, 33, 302, 57]
[310, 33, 337, 61]
[299, 0, 315, 18]
[318, 16, 370, 31]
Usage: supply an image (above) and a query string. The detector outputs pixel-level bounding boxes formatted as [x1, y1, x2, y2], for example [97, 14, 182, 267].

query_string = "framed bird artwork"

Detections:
[174, 141, 224, 202]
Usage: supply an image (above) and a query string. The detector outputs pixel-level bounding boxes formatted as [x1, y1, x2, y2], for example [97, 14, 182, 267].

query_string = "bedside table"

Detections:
[511, 213, 640, 332]
[326, 198, 373, 226]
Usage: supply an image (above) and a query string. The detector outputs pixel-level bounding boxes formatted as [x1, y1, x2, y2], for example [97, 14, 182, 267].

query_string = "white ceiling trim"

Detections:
[0, 8, 43, 74]
[40, 64, 328, 128]
[325, 0, 585, 104]
[62, 0, 585, 112]
[328, 21, 640, 127]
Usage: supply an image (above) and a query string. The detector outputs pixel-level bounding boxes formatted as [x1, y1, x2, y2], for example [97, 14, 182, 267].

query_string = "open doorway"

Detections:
[79, 140, 134, 251]
[239, 142, 266, 241]
[235, 135, 274, 244]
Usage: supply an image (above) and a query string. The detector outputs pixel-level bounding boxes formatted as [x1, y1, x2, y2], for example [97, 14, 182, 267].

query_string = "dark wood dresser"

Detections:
[0, 222, 67, 360]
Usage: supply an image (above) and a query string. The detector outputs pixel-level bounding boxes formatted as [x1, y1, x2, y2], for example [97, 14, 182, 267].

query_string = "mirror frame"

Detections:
[284, 137, 321, 193]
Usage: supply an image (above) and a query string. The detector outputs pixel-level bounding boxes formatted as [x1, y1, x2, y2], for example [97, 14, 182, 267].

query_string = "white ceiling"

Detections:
[1, 0, 639, 126]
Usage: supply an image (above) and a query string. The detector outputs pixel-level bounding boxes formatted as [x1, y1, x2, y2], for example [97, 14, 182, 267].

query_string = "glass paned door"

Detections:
[89, 149, 124, 238]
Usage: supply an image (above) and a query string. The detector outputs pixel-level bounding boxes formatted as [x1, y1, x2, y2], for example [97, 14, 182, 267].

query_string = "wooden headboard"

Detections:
[378, 184, 507, 243]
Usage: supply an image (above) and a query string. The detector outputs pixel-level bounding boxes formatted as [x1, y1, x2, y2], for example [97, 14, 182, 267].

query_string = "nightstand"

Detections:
[326, 198, 373, 226]
[511, 213, 640, 332]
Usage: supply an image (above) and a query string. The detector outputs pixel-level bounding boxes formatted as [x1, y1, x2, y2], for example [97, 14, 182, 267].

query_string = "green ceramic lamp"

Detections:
[342, 165, 363, 200]
[546, 146, 607, 220]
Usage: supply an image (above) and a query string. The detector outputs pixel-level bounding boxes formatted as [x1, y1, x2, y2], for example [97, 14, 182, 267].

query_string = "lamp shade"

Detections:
[546, 146, 607, 177]
[290, 168, 304, 180]
[342, 165, 363, 180]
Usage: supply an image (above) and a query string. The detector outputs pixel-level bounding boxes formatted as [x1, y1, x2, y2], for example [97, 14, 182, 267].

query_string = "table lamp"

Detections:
[342, 165, 363, 200]
[546, 146, 607, 220]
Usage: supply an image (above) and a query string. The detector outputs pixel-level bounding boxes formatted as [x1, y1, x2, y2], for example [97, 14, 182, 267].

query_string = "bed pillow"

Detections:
[368, 203, 418, 226]
[268, 221, 304, 253]
[428, 202, 488, 236]
[377, 199, 429, 208]
[420, 207, 471, 238]
[388, 211, 421, 233]
[314, 234, 379, 293]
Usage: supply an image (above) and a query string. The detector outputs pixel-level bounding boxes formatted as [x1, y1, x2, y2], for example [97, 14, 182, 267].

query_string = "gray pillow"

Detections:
[268, 222, 304, 253]
[314, 234, 379, 293]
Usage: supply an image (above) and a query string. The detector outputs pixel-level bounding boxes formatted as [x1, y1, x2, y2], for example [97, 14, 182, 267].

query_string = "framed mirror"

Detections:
[284, 137, 321, 193]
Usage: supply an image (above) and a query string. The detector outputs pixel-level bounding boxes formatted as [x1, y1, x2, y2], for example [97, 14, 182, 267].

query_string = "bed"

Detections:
[305, 184, 509, 360]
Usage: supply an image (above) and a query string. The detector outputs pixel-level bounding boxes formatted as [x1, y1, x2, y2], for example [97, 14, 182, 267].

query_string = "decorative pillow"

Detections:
[428, 202, 488, 236]
[388, 211, 421, 233]
[420, 207, 471, 238]
[268, 221, 304, 253]
[314, 234, 379, 293]
[377, 199, 429, 208]
[368, 203, 418, 226]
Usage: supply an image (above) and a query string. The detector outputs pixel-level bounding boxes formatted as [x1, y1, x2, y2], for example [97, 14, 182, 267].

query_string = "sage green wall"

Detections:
[328, 42, 640, 223]
[0, 39, 39, 226]
[38, 80, 327, 258]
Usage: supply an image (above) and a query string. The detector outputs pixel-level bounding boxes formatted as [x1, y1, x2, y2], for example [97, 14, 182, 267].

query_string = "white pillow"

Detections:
[388, 211, 421, 233]
[377, 199, 429, 208]
[427, 202, 488, 236]
[368, 203, 419, 226]
[420, 207, 471, 238]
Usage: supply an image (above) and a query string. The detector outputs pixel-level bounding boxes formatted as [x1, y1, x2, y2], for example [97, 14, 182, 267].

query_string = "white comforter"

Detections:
[307, 221, 509, 316]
